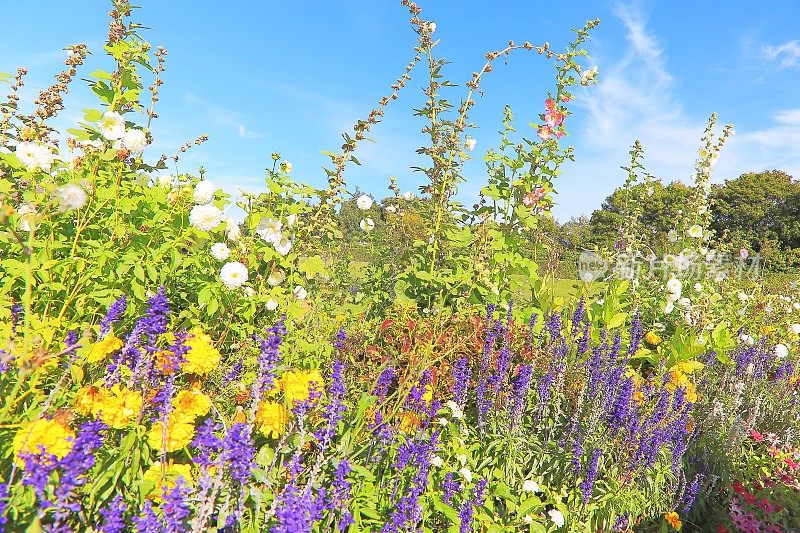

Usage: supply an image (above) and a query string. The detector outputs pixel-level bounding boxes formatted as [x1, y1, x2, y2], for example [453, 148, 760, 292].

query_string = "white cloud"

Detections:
[184, 92, 263, 139]
[762, 40, 800, 69]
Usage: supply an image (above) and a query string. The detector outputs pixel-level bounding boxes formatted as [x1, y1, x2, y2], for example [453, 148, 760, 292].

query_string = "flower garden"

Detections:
[1, 2, 799, 532]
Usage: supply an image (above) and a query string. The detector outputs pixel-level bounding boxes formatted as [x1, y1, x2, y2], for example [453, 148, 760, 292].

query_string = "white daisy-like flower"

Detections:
[16, 141, 57, 171]
[293, 285, 308, 300]
[226, 218, 241, 241]
[459, 467, 472, 483]
[266, 299, 279, 311]
[53, 184, 87, 211]
[193, 180, 218, 205]
[210, 242, 230, 261]
[257, 218, 283, 244]
[430, 456, 443, 468]
[286, 214, 297, 227]
[274, 235, 293, 256]
[548, 509, 565, 528]
[189, 204, 223, 231]
[280, 160, 293, 173]
[667, 229, 678, 243]
[385, 205, 397, 214]
[156, 175, 174, 188]
[220, 261, 248, 289]
[16, 203, 36, 232]
[775, 344, 789, 359]
[120, 128, 147, 153]
[688, 224, 703, 239]
[267, 269, 286, 287]
[446, 400, 464, 419]
[694, 283, 703, 292]
[356, 194, 374, 211]
[99, 111, 125, 140]
[791, 324, 800, 335]
[360, 218, 375, 232]
[666, 278, 683, 295]
[464, 138, 477, 151]
[402, 191, 415, 201]
[522, 480, 541, 493]
[740, 334, 755, 346]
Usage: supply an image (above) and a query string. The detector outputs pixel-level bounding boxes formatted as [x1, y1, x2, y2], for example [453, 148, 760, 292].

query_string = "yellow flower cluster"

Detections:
[664, 511, 682, 530]
[142, 461, 194, 499]
[667, 362, 700, 403]
[255, 400, 288, 438]
[181, 327, 221, 375]
[13, 418, 75, 462]
[644, 331, 662, 347]
[74, 383, 143, 429]
[147, 388, 212, 452]
[279, 369, 323, 404]
[86, 331, 124, 363]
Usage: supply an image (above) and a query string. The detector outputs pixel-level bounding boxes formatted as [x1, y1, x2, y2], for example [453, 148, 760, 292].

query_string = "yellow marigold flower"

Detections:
[172, 389, 212, 419]
[148, 413, 196, 452]
[86, 331, 123, 363]
[685, 381, 699, 403]
[761, 325, 775, 335]
[667, 369, 689, 390]
[74, 385, 108, 416]
[13, 418, 75, 463]
[255, 400, 288, 438]
[422, 384, 433, 403]
[644, 331, 662, 347]
[142, 461, 194, 499]
[280, 369, 324, 404]
[633, 390, 645, 404]
[664, 511, 682, 530]
[670, 362, 698, 375]
[398, 411, 421, 434]
[95, 384, 143, 429]
[181, 327, 221, 376]
[232, 406, 247, 425]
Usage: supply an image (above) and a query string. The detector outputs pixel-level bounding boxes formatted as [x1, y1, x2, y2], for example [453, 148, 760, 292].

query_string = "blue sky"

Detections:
[2, 1, 799, 221]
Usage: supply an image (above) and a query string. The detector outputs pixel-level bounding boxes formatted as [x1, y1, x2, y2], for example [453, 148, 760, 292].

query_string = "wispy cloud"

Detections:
[184, 92, 264, 139]
[762, 40, 800, 69]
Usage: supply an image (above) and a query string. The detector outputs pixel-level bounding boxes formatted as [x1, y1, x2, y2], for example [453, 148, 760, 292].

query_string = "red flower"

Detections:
[716, 526, 731, 533]
[732, 481, 745, 495]
[749, 429, 764, 442]
[545, 98, 557, 111]
[742, 492, 757, 505]
[784, 456, 799, 470]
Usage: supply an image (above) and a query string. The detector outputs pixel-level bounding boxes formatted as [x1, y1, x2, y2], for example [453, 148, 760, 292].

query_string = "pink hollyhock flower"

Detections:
[784, 456, 798, 470]
[545, 110, 565, 127]
[537, 126, 552, 140]
[545, 98, 557, 111]
[561, 95, 571, 102]
[554, 129, 565, 138]
[749, 429, 764, 442]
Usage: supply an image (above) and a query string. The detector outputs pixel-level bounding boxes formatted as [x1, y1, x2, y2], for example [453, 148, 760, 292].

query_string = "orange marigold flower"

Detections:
[664, 511, 682, 530]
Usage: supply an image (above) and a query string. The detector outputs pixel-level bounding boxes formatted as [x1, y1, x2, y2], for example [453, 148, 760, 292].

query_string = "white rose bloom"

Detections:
[427, 22, 437, 33]
[293, 285, 308, 300]
[99, 111, 125, 140]
[666, 278, 683, 295]
[266, 299, 279, 311]
[243, 286, 255, 298]
[120, 128, 147, 153]
[775, 344, 789, 359]
[280, 160, 293, 173]
[791, 324, 800, 335]
[430, 456, 443, 468]
[286, 214, 297, 227]
[189, 204, 223, 231]
[267, 269, 286, 287]
[740, 334, 754, 346]
[257, 218, 283, 244]
[457, 454, 467, 466]
[17, 203, 36, 232]
[360, 218, 375, 232]
[459, 467, 472, 483]
[356, 194, 374, 211]
[678, 297, 692, 308]
[226, 218, 241, 241]
[210, 242, 230, 261]
[667, 229, 678, 243]
[54, 184, 87, 211]
[664, 302, 675, 314]
[402, 191, 414, 201]
[694, 283, 703, 292]
[688, 224, 703, 239]
[16, 141, 57, 171]
[548, 509, 565, 528]
[522, 480, 541, 493]
[157, 175, 174, 188]
[274, 235, 293, 256]
[446, 400, 464, 419]
[465, 138, 477, 151]
[438, 417, 448, 426]
[193, 180, 218, 205]
[385, 205, 397, 214]
[220, 261, 248, 289]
